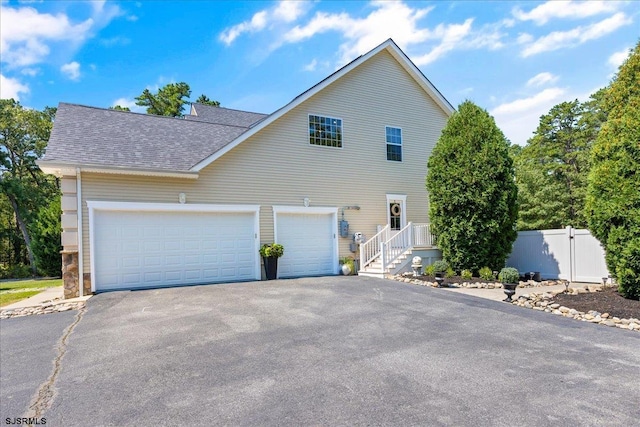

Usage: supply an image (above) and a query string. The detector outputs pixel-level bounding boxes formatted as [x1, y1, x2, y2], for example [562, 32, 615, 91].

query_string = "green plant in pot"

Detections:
[432, 260, 449, 287]
[340, 257, 356, 276]
[259, 243, 284, 280]
[499, 267, 520, 302]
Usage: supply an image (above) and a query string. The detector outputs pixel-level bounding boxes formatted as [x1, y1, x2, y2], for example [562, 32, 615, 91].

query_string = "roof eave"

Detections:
[37, 160, 200, 179]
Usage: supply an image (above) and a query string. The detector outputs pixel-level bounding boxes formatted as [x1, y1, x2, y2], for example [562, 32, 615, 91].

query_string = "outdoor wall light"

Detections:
[303, 197, 310, 207]
[179, 193, 186, 204]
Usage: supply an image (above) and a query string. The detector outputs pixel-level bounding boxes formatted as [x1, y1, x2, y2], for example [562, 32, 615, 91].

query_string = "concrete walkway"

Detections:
[1, 286, 90, 310]
[440, 281, 593, 302]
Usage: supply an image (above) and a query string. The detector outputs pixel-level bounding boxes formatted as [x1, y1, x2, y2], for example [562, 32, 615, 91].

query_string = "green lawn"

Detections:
[0, 278, 62, 307]
[0, 290, 42, 307]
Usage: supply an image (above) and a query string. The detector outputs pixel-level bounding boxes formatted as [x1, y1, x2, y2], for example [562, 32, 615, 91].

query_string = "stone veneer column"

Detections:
[60, 176, 81, 298]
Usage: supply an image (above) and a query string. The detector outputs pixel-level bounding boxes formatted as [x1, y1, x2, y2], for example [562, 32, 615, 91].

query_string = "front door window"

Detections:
[389, 202, 402, 230]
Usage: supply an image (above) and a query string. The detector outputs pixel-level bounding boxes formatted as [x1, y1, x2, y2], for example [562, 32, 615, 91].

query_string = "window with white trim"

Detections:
[386, 126, 402, 161]
[309, 115, 342, 148]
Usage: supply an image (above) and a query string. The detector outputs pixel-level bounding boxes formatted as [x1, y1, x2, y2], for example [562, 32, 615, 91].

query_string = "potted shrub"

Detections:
[499, 267, 520, 302]
[432, 260, 449, 287]
[259, 243, 284, 280]
[340, 257, 356, 275]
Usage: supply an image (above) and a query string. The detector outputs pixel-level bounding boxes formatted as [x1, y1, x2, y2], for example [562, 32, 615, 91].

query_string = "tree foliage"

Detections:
[134, 83, 221, 117]
[109, 105, 131, 112]
[586, 41, 640, 300]
[31, 195, 62, 276]
[195, 94, 220, 107]
[426, 101, 518, 272]
[1, 99, 59, 275]
[514, 97, 604, 230]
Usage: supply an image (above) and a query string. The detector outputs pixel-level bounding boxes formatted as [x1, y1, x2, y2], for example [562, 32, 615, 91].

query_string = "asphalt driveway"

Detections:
[2, 276, 640, 426]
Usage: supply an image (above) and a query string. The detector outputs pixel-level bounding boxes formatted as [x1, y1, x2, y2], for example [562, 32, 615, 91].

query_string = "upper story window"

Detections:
[309, 115, 342, 148]
[386, 126, 402, 161]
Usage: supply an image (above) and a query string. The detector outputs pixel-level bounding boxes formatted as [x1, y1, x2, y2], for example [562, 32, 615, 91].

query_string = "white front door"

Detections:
[386, 194, 407, 235]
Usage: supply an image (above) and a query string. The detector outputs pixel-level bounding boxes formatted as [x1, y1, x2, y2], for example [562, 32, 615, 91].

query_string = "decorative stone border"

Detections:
[396, 273, 566, 289]
[513, 289, 639, 331]
[0, 301, 85, 319]
[392, 275, 639, 332]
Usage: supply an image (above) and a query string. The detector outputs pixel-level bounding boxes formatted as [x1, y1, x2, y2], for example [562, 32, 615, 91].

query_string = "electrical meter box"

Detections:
[339, 220, 349, 238]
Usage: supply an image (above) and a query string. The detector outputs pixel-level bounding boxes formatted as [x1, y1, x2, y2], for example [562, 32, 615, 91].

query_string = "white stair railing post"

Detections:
[408, 221, 413, 247]
[380, 243, 386, 273]
[359, 243, 364, 273]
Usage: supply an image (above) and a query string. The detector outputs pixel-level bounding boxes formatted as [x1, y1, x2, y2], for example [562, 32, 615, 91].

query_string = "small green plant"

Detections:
[259, 243, 284, 258]
[340, 257, 355, 275]
[479, 266, 494, 281]
[444, 267, 456, 278]
[423, 264, 435, 276]
[432, 260, 449, 273]
[498, 267, 520, 284]
[461, 269, 473, 280]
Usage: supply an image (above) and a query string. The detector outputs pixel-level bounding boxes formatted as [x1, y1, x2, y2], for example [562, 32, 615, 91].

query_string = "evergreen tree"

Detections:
[586, 41, 640, 300]
[426, 101, 518, 272]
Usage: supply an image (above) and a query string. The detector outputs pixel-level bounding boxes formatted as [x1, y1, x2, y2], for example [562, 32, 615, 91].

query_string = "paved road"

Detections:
[4, 276, 640, 426]
[0, 310, 77, 420]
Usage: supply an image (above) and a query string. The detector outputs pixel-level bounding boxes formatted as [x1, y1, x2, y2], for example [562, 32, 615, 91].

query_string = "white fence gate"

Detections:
[507, 227, 609, 283]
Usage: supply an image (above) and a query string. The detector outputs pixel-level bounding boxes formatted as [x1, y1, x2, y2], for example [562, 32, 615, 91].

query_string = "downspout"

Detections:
[76, 168, 84, 298]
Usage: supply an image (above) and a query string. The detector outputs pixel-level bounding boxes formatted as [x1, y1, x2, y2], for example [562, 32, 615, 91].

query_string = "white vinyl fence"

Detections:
[507, 227, 609, 283]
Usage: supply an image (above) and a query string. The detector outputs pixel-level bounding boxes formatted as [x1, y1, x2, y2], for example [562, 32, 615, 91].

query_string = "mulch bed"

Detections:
[553, 287, 639, 320]
[415, 275, 639, 320]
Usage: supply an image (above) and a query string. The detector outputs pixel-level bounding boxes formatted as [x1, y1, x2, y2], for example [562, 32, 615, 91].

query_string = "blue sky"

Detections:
[1, 0, 638, 145]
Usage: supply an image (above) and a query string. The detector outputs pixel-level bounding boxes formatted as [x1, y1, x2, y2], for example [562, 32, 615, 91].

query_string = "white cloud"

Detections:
[521, 12, 632, 57]
[516, 33, 534, 44]
[303, 58, 317, 72]
[608, 46, 630, 69]
[513, 1, 620, 25]
[220, 0, 310, 46]
[20, 67, 39, 76]
[273, 1, 306, 23]
[0, 5, 93, 68]
[112, 97, 145, 113]
[60, 61, 80, 80]
[491, 87, 567, 145]
[526, 72, 558, 87]
[0, 74, 30, 100]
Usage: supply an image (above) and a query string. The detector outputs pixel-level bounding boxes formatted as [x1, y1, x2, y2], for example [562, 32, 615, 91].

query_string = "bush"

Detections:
[444, 267, 456, 278]
[479, 266, 494, 281]
[259, 243, 284, 258]
[585, 41, 640, 300]
[432, 260, 449, 273]
[426, 101, 518, 272]
[461, 269, 473, 280]
[498, 267, 520, 284]
[30, 196, 62, 277]
[0, 263, 32, 279]
[423, 264, 435, 276]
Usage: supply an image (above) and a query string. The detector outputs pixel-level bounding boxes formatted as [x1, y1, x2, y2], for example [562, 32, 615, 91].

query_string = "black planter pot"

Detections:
[263, 256, 279, 280]
[503, 282, 518, 302]
[435, 272, 445, 287]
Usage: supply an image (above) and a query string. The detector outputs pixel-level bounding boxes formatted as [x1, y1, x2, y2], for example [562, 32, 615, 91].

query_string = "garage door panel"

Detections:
[93, 209, 257, 291]
[276, 212, 336, 279]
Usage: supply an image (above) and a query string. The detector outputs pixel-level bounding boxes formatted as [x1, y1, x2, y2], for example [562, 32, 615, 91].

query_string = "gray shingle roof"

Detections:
[43, 103, 252, 172]
[185, 104, 267, 127]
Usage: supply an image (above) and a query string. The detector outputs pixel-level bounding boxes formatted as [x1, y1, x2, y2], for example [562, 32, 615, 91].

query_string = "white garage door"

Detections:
[91, 206, 258, 291]
[275, 210, 337, 278]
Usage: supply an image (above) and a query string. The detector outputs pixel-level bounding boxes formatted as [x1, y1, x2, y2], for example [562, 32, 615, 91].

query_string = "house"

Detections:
[38, 39, 453, 298]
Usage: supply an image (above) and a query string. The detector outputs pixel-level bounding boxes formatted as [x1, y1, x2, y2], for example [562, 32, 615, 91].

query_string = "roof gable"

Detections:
[191, 39, 454, 172]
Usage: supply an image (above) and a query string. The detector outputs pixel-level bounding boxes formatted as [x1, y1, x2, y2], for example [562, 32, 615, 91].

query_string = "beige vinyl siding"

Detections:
[79, 50, 449, 271]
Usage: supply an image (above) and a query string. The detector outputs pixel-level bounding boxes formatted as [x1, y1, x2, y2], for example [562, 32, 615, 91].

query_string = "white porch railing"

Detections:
[413, 223, 435, 247]
[381, 222, 413, 271]
[359, 223, 436, 273]
[360, 225, 389, 270]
